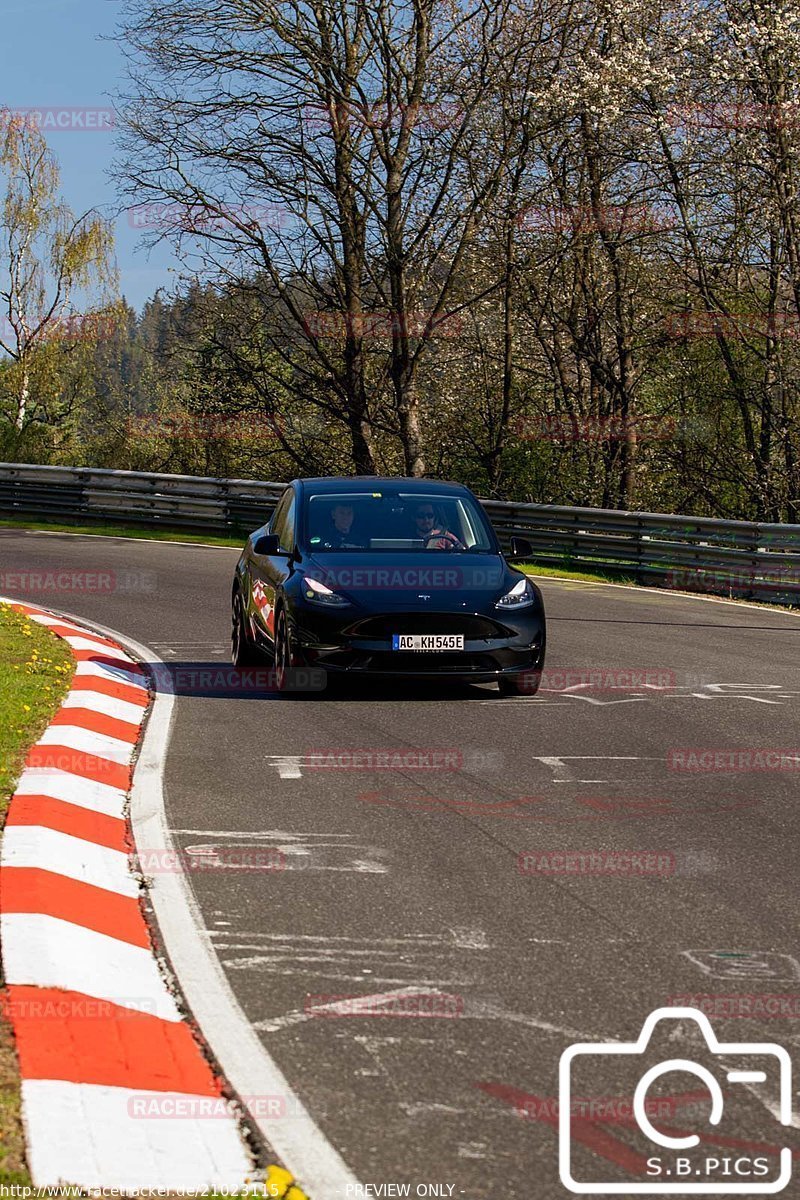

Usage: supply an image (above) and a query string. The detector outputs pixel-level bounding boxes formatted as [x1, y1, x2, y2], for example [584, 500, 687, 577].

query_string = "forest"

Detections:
[2, 0, 800, 522]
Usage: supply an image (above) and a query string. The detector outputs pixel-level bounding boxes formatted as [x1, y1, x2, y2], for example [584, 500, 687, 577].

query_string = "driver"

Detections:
[411, 502, 464, 550]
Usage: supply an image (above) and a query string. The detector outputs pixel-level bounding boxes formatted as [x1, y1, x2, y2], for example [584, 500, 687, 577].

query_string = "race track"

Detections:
[3, 527, 800, 1197]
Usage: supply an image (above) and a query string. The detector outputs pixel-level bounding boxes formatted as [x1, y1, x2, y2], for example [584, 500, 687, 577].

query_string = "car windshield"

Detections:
[304, 490, 496, 552]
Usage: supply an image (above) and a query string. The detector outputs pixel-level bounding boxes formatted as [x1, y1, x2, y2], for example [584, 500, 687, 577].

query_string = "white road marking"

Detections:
[458, 1142, 489, 1159]
[266, 755, 304, 779]
[533, 756, 654, 784]
[682, 950, 800, 981]
[174, 828, 354, 838]
[91, 618, 365, 1198]
[255, 986, 452, 1033]
[22, 1081, 252, 1191]
[255, 991, 593, 1042]
[2, 825, 138, 897]
[537, 756, 574, 782]
[401, 1103, 467, 1117]
[742, 1081, 800, 1130]
[15, 528, 237, 549]
[1, 913, 181, 1021]
[450, 927, 489, 950]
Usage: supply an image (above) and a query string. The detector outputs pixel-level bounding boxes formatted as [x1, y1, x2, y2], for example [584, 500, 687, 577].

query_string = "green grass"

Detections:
[0, 515, 243, 547]
[521, 560, 800, 610]
[0, 603, 74, 1184]
[520, 561, 638, 585]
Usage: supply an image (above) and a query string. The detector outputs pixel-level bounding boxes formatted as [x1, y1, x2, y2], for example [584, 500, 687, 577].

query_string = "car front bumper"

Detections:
[289, 604, 546, 681]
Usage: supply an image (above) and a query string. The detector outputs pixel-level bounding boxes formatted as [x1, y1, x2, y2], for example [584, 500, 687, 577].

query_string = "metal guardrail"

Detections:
[1, 461, 799, 604]
[0, 462, 285, 534]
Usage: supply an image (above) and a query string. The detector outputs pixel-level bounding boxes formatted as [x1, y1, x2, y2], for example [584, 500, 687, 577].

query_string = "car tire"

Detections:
[231, 587, 260, 668]
[274, 607, 292, 691]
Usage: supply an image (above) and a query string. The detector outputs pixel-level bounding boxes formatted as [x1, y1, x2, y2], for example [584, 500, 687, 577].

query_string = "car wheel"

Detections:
[274, 607, 292, 691]
[231, 587, 260, 667]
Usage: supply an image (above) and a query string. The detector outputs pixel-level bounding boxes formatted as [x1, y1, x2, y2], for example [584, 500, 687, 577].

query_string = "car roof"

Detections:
[294, 476, 473, 495]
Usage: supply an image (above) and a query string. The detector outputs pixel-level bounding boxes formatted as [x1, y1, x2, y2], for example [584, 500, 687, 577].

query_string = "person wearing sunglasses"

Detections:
[411, 502, 464, 550]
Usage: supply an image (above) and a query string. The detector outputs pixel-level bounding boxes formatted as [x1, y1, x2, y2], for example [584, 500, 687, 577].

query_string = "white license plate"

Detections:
[391, 634, 465, 651]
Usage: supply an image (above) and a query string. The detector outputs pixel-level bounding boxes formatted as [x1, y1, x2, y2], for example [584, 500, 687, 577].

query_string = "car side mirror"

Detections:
[508, 535, 533, 560]
[253, 533, 281, 556]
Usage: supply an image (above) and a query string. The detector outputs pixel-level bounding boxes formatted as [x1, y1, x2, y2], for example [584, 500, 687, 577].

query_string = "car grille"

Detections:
[369, 651, 502, 672]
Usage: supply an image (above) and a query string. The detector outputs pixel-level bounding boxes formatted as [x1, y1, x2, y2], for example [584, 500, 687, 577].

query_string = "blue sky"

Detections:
[0, 0, 177, 312]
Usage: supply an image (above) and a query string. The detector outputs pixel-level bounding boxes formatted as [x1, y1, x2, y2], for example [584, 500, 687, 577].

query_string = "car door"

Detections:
[250, 486, 296, 649]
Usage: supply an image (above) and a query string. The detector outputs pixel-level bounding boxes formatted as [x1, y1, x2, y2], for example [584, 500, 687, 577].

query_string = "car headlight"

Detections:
[303, 576, 350, 606]
[495, 578, 535, 609]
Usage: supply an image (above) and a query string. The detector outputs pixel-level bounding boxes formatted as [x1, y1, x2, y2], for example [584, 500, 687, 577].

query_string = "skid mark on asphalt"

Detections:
[212, 929, 488, 989]
[353, 1034, 437, 1078]
[174, 828, 388, 873]
[148, 641, 228, 658]
[485, 681, 800, 706]
[256, 986, 461, 1033]
[264, 749, 504, 780]
[458, 1141, 489, 1159]
[241, 948, 596, 1040]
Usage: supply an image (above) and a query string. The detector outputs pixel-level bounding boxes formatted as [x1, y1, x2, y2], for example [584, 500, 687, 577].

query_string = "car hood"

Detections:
[302, 550, 515, 609]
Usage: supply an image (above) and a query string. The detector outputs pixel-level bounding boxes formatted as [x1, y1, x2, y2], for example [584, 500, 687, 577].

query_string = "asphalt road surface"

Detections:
[3, 527, 800, 1198]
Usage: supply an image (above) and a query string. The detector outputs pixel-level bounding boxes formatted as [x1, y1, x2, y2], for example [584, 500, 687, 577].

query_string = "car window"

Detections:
[270, 488, 296, 552]
[303, 490, 496, 551]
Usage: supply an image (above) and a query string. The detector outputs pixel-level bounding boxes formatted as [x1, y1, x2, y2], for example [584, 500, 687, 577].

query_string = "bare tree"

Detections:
[115, 0, 518, 475]
[0, 112, 116, 433]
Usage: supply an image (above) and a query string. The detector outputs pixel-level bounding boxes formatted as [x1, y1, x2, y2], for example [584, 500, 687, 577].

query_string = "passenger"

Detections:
[324, 502, 366, 548]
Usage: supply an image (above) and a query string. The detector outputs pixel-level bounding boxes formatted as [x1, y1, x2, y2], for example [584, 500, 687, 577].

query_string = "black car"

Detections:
[231, 476, 545, 694]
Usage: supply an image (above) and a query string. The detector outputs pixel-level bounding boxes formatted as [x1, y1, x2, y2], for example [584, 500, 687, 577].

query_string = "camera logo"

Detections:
[559, 1006, 792, 1193]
